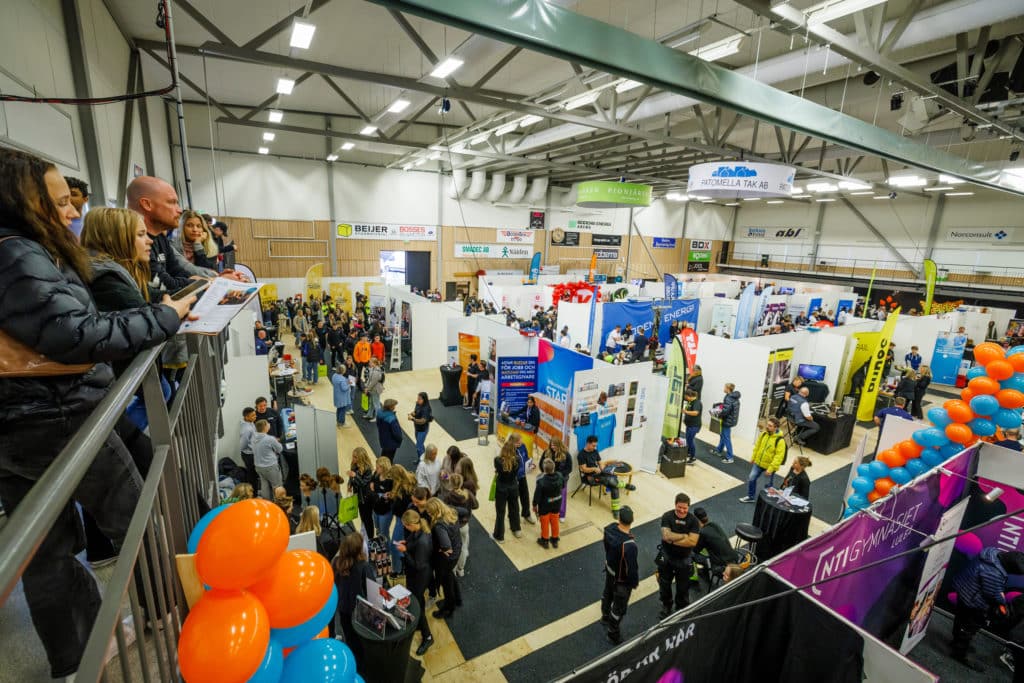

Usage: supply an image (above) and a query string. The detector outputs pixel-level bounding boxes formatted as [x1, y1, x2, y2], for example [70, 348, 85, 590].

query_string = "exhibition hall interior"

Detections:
[4, 0, 1024, 681]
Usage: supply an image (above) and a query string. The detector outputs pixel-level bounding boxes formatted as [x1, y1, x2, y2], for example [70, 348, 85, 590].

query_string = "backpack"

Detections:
[772, 433, 788, 467]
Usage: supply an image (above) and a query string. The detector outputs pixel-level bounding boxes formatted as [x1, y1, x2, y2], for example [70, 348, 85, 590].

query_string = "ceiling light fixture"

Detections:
[838, 179, 871, 191]
[470, 132, 490, 145]
[359, 125, 378, 136]
[742, 197, 761, 201]
[495, 121, 519, 136]
[262, 132, 276, 142]
[430, 57, 464, 79]
[799, 0, 888, 27]
[766, 200, 784, 204]
[791, 194, 811, 198]
[615, 79, 644, 93]
[789, 186, 802, 194]
[690, 195, 712, 200]
[725, 202, 740, 206]
[807, 182, 839, 193]
[276, 78, 295, 95]
[664, 192, 689, 201]
[258, 147, 269, 155]
[924, 186, 954, 192]
[938, 174, 967, 185]
[414, 159, 426, 166]
[289, 20, 316, 49]
[872, 195, 891, 199]
[402, 163, 412, 171]
[945, 192, 975, 196]
[388, 99, 411, 113]
[341, 142, 355, 151]
[519, 114, 543, 128]
[268, 110, 283, 123]
[564, 91, 601, 110]
[850, 191, 875, 195]
[815, 198, 837, 202]
[690, 35, 744, 62]
[887, 175, 927, 187]
[326, 154, 338, 162]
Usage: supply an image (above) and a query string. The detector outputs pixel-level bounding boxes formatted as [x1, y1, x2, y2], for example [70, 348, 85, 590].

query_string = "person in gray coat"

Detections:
[252, 419, 284, 499]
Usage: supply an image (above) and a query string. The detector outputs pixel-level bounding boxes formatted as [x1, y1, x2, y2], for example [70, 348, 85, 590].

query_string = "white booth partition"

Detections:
[555, 301, 594, 351]
[890, 315, 946, 368]
[695, 334, 771, 445]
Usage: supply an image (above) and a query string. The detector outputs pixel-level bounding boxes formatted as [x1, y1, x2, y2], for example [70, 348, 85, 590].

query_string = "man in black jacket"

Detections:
[601, 506, 639, 644]
[254, 396, 283, 440]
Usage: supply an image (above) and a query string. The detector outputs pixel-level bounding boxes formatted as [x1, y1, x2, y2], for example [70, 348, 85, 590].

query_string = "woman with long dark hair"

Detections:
[332, 531, 376, 670]
[409, 391, 433, 460]
[0, 147, 194, 679]
[492, 439, 522, 542]
[395, 509, 434, 656]
[347, 446, 375, 536]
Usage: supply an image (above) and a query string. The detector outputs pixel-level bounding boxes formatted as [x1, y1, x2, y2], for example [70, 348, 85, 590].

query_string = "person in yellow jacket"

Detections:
[739, 417, 787, 503]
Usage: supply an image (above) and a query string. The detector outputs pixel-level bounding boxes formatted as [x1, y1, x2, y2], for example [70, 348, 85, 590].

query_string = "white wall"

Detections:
[695, 334, 770, 445]
[890, 315, 946, 368]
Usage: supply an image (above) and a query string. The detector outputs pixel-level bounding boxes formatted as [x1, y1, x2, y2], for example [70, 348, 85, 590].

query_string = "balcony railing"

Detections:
[725, 250, 1024, 289]
[0, 333, 225, 682]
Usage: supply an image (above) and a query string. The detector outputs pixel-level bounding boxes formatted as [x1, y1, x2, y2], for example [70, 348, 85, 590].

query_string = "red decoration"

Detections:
[551, 281, 598, 307]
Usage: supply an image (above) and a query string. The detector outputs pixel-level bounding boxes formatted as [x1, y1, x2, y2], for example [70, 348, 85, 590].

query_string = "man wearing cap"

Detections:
[600, 506, 638, 644]
[692, 507, 735, 584]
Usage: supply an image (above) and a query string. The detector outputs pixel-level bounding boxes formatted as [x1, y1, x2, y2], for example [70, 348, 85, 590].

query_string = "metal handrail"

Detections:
[0, 344, 165, 605]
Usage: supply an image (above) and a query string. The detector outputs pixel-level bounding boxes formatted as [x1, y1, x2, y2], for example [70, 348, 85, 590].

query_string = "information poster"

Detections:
[329, 282, 353, 313]
[477, 382, 491, 445]
[931, 331, 967, 385]
[458, 333, 480, 395]
[762, 348, 794, 418]
[258, 282, 278, 308]
[496, 356, 538, 415]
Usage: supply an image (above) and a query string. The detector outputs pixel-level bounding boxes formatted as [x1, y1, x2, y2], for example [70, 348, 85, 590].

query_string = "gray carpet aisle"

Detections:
[350, 388, 419, 471]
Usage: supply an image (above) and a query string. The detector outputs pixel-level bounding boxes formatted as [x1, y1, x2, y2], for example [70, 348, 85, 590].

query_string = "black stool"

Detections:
[734, 523, 763, 563]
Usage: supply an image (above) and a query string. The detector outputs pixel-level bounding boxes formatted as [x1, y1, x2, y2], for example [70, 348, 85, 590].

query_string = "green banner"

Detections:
[923, 259, 937, 315]
[688, 250, 711, 262]
[577, 180, 652, 208]
[662, 337, 686, 440]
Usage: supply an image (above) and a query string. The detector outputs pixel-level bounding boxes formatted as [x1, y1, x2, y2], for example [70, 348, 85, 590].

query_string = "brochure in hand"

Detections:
[178, 277, 264, 335]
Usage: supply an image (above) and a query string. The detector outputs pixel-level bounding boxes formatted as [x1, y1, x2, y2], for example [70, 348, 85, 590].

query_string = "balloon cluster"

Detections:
[845, 342, 1024, 517]
[178, 499, 362, 683]
[551, 281, 597, 306]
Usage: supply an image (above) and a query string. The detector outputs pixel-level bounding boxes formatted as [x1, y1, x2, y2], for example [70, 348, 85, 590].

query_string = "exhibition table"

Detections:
[439, 364, 463, 407]
[752, 489, 812, 561]
[352, 594, 421, 682]
[802, 408, 855, 455]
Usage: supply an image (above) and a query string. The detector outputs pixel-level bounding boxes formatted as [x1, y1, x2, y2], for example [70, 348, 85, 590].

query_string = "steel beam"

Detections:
[923, 194, 947, 261]
[141, 48, 237, 121]
[878, 0, 924, 54]
[239, 72, 313, 121]
[361, 0, 1024, 194]
[61, 0, 107, 204]
[838, 197, 919, 276]
[325, 117, 338, 276]
[116, 51, 141, 207]
[176, 0, 237, 47]
[135, 57, 155, 177]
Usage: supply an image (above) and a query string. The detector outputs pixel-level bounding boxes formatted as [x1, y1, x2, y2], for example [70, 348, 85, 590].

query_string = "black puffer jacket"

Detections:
[0, 225, 181, 423]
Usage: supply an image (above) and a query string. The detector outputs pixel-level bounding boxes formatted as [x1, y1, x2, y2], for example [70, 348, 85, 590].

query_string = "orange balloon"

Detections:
[283, 646, 295, 658]
[1009, 355, 1024, 373]
[946, 422, 975, 445]
[867, 491, 883, 503]
[875, 477, 897, 496]
[178, 590, 269, 683]
[987, 360, 1015, 381]
[997, 389, 1024, 409]
[196, 499, 290, 590]
[877, 449, 906, 468]
[898, 440, 924, 460]
[968, 376, 1001, 396]
[945, 400, 974, 423]
[316, 627, 329, 639]
[249, 550, 333, 629]
[960, 388, 976, 403]
[973, 342, 1006, 366]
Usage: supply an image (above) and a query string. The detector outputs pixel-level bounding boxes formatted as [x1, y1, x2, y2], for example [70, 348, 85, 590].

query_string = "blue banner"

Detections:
[835, 299, 854, 324]
[652, 237, 677, 248]
[529, 252, 541, 282]
[752, 285, 774, 333]
[537, 339, 593, 406]
[734, 283, 757, 339]
[663, 273, 678, 300]
[496, 356, 537, 414]
[808, 297, 822, 316]
[931, 332, 967, 385]
[655, 299, 700, 345]
[600, 301, 654, 352]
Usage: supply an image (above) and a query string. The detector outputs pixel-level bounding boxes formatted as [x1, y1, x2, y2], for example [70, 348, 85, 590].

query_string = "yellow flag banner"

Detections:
[304, 264, 324, 301]
[329, 282, 353, 313]
[856, 308, 901, 422]
[258, 283, 278, 308]
[923, 259, 937, 315]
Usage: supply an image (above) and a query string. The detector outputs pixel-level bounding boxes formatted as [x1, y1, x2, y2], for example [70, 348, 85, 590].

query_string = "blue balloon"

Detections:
[187, 505, 227, 554]
[848, 493, 870, 510]
[1002, 374, 1024, 393]
[355, 676, 365, 683]
[905, 458, 928, 478]
[966, 366, 988, 380]
[914, 427, 949, 448]
[857, 463, 872, 478]
[969, 417, 997, 436]
[272, 585, 338, 648]
[889, 467, 912, 485]
[868, 460, 890, 479]
[970, 394, 1000, 416]
[248, 639, 284, 683]
[927, 407, 952, 428]
[851, 477, 875, 494]
[281, 638, 354, 683]
[939, 442, 963, 458]
[995, 408, 1023, 429]
[1008, 345, 1024, 357]
[843, 506, 857, 519]
[921, 448, 945, 467]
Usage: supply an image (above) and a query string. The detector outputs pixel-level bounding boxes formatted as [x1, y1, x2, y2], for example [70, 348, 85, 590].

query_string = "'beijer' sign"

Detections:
[337, 222, 437, 241]
[687, 161, 795, 198]
[742, 227, 810, 241]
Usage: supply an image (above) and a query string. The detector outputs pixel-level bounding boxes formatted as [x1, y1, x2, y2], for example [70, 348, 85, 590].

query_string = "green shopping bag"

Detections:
[488, 477, 497, 502]
[361, 393, 370, 412]
[338, 495, 359, 524]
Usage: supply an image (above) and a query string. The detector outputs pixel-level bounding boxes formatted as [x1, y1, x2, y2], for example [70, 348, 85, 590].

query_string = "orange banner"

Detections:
[458, 333, 480, 395]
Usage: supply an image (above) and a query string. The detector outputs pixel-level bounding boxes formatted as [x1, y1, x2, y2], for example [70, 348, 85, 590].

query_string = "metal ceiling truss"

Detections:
[364, 0, 1024, 196]
[838, 197, 920, 277]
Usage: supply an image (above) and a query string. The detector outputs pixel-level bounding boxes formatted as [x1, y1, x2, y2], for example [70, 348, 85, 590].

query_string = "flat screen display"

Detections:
[797, 363, 826, 381]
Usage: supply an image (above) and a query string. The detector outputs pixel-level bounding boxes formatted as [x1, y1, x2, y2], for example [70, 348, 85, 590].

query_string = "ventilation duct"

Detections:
[527, 177, 549, 203]
[506, 175, 529, 203]
[561, 183, 579, 206]
[486, 172, 507, 201]
[465, 170, 488, 200]
[447, 168, 469, 199]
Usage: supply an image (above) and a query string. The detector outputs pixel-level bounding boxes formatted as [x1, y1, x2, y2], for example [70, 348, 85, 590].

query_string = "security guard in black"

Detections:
[658, 494, 700, 618]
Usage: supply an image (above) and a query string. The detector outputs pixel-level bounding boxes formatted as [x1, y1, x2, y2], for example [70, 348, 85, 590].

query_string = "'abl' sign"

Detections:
[744, 227, 806, 240]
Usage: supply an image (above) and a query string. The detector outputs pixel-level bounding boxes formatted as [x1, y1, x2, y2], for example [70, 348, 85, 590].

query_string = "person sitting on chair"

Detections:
[787, 386, 820, 446]
[577, 435, 635, 519]
[506, 396, 541, 432]
[691, 507, 736, 586]
[780, 456, 813, 499]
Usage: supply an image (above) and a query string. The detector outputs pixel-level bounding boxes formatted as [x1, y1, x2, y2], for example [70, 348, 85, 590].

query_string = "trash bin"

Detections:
[660, 444, 688, 478]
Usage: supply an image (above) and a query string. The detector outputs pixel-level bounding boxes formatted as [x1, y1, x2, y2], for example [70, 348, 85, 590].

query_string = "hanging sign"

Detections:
[652, 237, 677, 248]
[336, 222, 437, 241]
[742, 227, 810, 241]
[594, 248, 619, 260]
[568, 218, 614, 231]
[550, 229, 580, 246]
[529, 210, 546, 230]
[576, 181, 652, 208]
[497, 229, 534, 244]
[453, 243, 532, 259]
[591, 234, 622, 246]
[687, 161, 795, 198]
